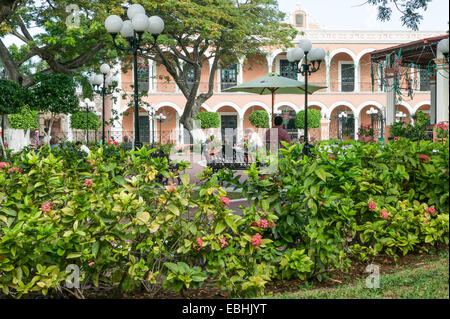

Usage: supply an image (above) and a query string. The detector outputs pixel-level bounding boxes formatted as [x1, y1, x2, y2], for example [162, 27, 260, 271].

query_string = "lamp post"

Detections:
[438, 38, 449, 63]
[105, 4, 164, 149]
[338, 111, 348, 140]
[155, 113, 166, 144]
[89, 64, 116, 144]
[79, 98, 96, 143]
[287, 39, 326, 156]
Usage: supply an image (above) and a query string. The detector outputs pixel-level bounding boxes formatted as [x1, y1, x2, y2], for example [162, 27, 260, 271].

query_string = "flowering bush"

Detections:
[434, 121, 449, 139]
[218, 137, 449, 280]
[358, 125, 374, 138]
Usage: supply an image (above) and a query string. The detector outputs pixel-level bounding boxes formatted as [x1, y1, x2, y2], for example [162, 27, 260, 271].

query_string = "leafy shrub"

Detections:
[8, 105, 38, 129]
[70, 111, 101, 130]
[194, 112, 220, 129]
[295, 109, 321, 129]
[219, 138, 449, 280]
[249, 111, 269, 128]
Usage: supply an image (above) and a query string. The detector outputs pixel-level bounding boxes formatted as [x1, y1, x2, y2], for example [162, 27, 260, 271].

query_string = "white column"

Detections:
[354, 116, 359, 140]
[66, 114, 73, 142]
[266, 53, 273, 73]
[355, 61, 360, 92]
[437, 50, 449, 122]
[385, 71, 396, 126]
[237, 115, 244, 144]
[111, 61, 123, 142]
[326, 56, 330, 92]
[148, 59, 154, 93]
[238, 57, 244, 85]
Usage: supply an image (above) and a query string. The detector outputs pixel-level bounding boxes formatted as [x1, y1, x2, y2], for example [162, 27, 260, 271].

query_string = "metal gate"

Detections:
[330, 113, 355, 140]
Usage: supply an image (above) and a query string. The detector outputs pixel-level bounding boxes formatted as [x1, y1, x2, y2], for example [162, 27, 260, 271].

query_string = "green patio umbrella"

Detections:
[223, 72, 326, 127]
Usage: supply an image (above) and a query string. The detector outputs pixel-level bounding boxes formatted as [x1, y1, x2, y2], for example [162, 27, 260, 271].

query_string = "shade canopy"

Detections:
[222, 72, 326, 95]
[223, 73, 326, 127]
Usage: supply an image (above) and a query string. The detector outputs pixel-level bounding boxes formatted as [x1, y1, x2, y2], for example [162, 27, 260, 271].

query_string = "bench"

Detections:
[205, 144, 251, 174]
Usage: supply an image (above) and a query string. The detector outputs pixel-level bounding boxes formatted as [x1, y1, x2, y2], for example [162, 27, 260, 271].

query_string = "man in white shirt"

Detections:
[75, 141, 90, 155]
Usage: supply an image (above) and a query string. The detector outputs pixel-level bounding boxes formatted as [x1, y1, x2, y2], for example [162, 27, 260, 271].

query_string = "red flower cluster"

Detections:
[368, 201, 377, 211]
[434, 121, 449, 130]
[251, 219, 275, 229]
[419, 154, 430, 162]
[8, 166, 22, 174]
[41, 201, 52, 213]
[427, 206, 436, 215]
[251, 233, 262, 249]
[196, 237, 203, 251]
[319, 201, 324, 206]
[0, 162, 10, 169]
[380, 209, 389, 220]
[88, 262, 95, 267]
[220, 196, 230, 207]
[83, 178, 93, 187]
[219, 236, 228, 248]
[107, 140, 119, 146]
[166, 182, 176, 192]
[393, 136, 399, 141]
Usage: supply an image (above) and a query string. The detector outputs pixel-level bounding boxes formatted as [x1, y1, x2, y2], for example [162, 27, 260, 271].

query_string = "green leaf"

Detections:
[92, 241, 100, 258]
[315, 168, 327, 182]
[215, 221, 227, 234]
[181, 174, 190, 186]
[66, 253, 81, 259]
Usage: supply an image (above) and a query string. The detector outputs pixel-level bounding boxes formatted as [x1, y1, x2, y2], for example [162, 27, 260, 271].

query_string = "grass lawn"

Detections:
[266, 252, 449, 299]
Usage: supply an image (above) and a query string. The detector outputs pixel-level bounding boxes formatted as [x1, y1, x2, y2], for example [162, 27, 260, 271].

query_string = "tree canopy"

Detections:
[0, 0, 121, 87]
[367, 0, 433, 30]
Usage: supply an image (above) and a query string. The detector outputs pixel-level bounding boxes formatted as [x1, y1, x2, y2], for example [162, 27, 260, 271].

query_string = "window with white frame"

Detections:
[221, 64, 237, 91]
[340, 63, 355, 92]
[280, 59, 298, 80]
[419, 68, 430, 91]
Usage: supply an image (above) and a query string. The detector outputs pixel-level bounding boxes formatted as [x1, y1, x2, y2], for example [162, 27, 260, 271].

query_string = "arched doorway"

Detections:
[330, 105, 355, 140]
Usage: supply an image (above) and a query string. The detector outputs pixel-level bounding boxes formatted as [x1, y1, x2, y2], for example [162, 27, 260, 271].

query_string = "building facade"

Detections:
[104, 3, 445, 145]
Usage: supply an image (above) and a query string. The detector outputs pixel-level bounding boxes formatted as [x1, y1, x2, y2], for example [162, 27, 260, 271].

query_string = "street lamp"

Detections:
[79, 98, 96, 143]
[366, 107, 378, 130]
[338, 111, 348, 140]
[438, 38, 449, 63]
[89, 64, 116, 144]
[155, 113, 166, 144]
[287, 39, 326, 156]
[396, 111, 407, 122]
[105, 4, 164, 149]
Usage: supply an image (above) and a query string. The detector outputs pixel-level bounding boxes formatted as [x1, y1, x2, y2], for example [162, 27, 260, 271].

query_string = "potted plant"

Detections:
[342, 127, 353, 140]
[358, 125, 374, 143]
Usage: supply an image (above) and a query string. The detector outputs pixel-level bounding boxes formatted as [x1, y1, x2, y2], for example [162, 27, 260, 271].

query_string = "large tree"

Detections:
[366, 0, 433, 30]
[113, 0, 297, 132]
[0, 0, 121, 87]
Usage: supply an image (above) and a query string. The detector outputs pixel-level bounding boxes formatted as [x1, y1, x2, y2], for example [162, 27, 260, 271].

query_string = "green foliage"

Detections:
[0, 79, 28, 115]
[390, 111, 429, 140]
[249, 111, 269, 128]
[7, 105, 38, 129]
[295, 109, 321, 129]
[70, 111, 100, 130]
[163, 262, 207, 292]
[194, 112, 220, 129]
[366, 0, 432, 30]
[29, 73, 79, 114]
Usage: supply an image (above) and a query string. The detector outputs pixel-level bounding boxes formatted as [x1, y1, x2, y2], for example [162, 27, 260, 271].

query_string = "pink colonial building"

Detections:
[107, 3, 445, 145]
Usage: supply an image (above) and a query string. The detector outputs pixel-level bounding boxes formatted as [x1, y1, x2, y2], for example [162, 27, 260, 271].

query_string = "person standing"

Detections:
[265, 116, 292, 149]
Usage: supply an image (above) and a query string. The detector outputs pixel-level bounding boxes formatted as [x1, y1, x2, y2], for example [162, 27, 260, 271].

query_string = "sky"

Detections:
[1, 0, 449, 48]
[278, 0, 449, 31]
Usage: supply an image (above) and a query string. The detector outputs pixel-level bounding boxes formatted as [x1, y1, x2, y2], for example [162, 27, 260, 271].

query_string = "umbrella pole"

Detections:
[271, 90, 275, 128]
